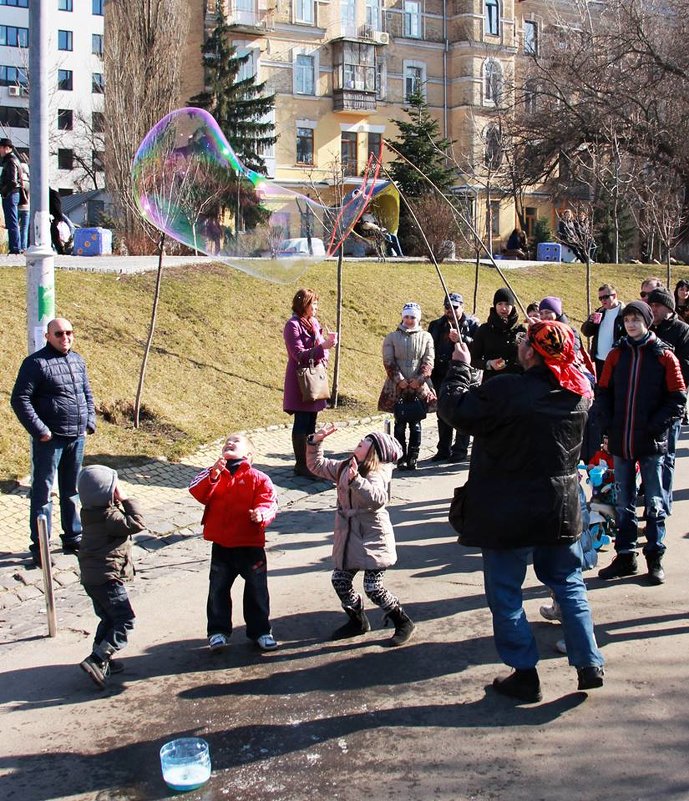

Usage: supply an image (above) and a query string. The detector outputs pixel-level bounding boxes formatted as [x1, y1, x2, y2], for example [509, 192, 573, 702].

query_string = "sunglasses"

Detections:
[52, 330, 73, 337]
[598, 294, 614, 301]
[640, 291, 649, 298]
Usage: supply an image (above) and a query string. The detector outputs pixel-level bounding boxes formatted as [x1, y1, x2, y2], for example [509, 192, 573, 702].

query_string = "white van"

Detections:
[277, 237, 326, 257]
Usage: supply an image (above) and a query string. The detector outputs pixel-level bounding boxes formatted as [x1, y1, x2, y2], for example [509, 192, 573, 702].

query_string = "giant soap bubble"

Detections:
[132, 108, 380, 284]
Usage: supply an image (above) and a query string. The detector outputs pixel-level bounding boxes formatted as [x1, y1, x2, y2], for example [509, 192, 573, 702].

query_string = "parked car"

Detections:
[277, 237, 326, 257]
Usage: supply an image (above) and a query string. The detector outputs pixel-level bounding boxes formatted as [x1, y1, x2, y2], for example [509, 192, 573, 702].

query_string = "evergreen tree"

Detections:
[190, 8, 277, 175]
[387, 88, 455, 196]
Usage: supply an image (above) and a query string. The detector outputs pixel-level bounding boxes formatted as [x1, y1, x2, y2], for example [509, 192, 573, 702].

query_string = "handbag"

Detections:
[448, 484, 467, 536]
[297, 359, 330, 402]
[394, 393, 427, 423]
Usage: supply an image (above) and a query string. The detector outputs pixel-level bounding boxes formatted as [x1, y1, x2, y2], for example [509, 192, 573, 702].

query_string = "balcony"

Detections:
[333, 89, 377, 113]
[224, 6, 274, 35]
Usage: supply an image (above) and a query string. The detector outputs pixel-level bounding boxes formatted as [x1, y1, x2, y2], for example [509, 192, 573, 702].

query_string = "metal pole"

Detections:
[37, 514, 57, 637]
[26, 0, 55, 355]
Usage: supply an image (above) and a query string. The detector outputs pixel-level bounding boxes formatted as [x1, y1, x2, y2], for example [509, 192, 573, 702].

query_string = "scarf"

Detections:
[527, 321, 593, 399]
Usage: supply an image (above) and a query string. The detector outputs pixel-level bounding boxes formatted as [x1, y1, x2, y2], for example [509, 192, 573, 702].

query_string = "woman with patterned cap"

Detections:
[377, 302, 435, 470]
[470, 288, 526, 383]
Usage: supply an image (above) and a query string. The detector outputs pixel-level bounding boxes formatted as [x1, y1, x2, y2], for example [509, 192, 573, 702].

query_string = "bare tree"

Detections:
[104, 0, 189, 250]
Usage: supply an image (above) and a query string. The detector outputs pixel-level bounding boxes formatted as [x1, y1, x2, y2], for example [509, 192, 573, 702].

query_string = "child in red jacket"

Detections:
[189, 433, 278, 652]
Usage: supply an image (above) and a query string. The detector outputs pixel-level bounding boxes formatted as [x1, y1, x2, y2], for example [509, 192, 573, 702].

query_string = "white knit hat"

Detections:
[401, 302, 421, 320]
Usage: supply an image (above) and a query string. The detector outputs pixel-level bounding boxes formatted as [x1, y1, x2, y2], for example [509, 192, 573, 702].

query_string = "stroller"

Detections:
[586, 462, 616, 551]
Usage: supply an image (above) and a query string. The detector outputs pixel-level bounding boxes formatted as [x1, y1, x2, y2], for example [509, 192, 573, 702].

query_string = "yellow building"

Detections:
[182, 1, 567, 252]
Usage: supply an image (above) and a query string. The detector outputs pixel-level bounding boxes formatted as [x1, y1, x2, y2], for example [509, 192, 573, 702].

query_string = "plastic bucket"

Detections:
[160, 738, 211, 792]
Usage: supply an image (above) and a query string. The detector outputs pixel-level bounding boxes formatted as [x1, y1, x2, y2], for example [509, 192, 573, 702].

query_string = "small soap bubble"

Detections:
[132, 108, 377, 284]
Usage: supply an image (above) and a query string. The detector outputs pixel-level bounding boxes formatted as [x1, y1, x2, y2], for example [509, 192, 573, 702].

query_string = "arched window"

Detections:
[485, 0, 499, 36]
[484, 125, 502, 170]
[484, 59, 503, 104]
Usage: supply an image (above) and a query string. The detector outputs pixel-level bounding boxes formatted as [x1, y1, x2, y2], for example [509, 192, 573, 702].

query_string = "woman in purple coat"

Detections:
[283, 288, 338, 477]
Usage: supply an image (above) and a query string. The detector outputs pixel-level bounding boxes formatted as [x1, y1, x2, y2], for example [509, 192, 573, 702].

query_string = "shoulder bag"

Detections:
[297, 359, 330, 402]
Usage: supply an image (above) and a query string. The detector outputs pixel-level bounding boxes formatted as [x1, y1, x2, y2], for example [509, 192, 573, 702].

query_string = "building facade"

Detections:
[180, 0, 567, 252]
[0, 0, 105, 194]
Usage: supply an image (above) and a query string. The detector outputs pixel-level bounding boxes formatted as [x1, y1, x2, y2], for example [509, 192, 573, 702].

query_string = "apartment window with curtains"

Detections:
[404, 1, 421, 38]
[341, 131, 357, 176]
[295, 0, 314, 24]
[296, 127, 314, 164]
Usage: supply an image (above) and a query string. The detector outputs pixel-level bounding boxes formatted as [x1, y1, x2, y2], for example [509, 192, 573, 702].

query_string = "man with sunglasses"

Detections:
[640, 276, 662, 302]
[11, 318, 96, 567]
[581, 283, 625, 379]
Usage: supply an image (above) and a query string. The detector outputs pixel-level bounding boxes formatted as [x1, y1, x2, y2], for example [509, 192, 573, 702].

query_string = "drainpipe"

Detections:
[442, 0, 448, 138]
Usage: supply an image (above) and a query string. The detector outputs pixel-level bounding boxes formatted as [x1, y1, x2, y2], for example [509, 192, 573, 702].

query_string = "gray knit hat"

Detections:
[366, 432, 403, 463]
[647, 287, 675, 312]
[77, 465, 118, 508]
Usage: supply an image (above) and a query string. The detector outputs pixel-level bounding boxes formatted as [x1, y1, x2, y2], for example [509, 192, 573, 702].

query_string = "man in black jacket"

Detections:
[439, 320, 604, 702]
[0, 137, 22, 254]
[648, 286, 689, 516]
[428, 292, 479, 461]
[11, 318, 96, 566]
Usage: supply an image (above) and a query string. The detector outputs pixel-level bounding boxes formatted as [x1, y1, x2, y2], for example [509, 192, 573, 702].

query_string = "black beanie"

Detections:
[493, 287, 515, 306]
[647, 287, 675, 312]
[621, 300, 653, 327]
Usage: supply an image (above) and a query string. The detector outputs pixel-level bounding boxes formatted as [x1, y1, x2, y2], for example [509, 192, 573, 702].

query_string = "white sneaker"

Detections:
[208, 633, 230, 652]
[539, 603, 562, 622]
[256, 633, 278, 651]
[555, 638, 567, 654]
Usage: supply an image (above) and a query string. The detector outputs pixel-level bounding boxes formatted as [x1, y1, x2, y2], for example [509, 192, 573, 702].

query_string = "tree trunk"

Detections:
[585, 255, 592, 318]
[667, 250, 672, 289]
[330, 246, 344, 408]
[473, 245, 480, 316]
[134, 233, 165, 428]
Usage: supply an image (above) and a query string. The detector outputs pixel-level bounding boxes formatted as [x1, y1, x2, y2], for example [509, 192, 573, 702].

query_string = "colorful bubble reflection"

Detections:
[131, 108, 379, 284]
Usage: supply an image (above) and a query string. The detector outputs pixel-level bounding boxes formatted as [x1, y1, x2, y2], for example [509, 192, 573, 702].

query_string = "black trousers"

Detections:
[436, 416, 470, 457]
[207, 544, 271, 640]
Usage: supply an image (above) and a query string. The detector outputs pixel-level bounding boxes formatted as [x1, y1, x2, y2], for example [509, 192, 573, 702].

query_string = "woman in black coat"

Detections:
[470, 288, 526, 382]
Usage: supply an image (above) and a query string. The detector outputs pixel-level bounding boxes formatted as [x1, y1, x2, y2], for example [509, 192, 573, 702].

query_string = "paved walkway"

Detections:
[0, 414, 436, 617]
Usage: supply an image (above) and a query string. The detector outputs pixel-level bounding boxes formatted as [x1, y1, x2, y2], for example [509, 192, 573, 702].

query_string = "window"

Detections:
[523, 79, 537, 114]
[236, 48, 257, 84]
[58, 69, 73, 90]
[0, 26, 29, 47]
[57, 109, 73, 130]
[0, 105, 28, 127]
[92, 72, 104, 93]
[367, 131, 382, 158]
[295, 54, 315, 95]
[341, 0, 355, 36]
[92, 34, 103, 56]
[375, 59, 387, 99]
[524, 206, 537, 239]
[58, 0, 74, 10]
[295, 0, 314, 24]
[485, 0, 499, 36]
[366, 0, 381, 31]
[524, 21, 537, 54]
[0, 0, 29, 6]
[484, 125, 502, 170]
[58, 148, 74, 170]
[334, 41, 375, 92]
[92, 151, 104, 172]
[235, 0, 256, 26]
[92, 0, 104, 13]
[404, 63, 425, 100]
[490, 200, 500, 236]
[484, 59, 502, 104]
[58, 30, 73, 51]
[341, 131, 357, 176]
[404, 1, 421, 38]
[0, 65, 27, 87]
[92, 111, 104, 133]
[296, 127, 314, 164]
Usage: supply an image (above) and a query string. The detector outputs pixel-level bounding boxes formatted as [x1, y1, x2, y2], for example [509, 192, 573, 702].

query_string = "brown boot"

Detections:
[292, 434, 318, 479]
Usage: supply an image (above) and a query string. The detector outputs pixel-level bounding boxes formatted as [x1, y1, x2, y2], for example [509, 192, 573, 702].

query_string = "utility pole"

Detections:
[25, 0, 54, 355]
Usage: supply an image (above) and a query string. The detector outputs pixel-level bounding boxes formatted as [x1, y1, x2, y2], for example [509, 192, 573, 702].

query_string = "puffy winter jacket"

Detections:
[11, 344, 96, 439]
[438, 363, 590, 549]
[469, 308, 526, 381]
[428, 313, 480, 387]
[597, 333, 686, 459]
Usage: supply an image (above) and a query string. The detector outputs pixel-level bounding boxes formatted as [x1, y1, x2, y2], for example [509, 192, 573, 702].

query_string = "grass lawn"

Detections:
[0, 259, 671, 484]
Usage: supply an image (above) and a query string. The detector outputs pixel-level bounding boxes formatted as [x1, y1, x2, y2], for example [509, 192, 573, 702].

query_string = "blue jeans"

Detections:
[614, 454, 665, 556]
[207, 544, 271, 640]
[482, 544, 603, 670]
[84, 580, 135, 660]
[29, 435, 85, 554]
[3, 189, 20, 253]
[18, 207, 29, 250]
[661, 419, 682, 516]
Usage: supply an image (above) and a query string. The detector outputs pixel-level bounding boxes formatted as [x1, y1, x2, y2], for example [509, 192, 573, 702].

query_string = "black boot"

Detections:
[384, 605, 416, 646]
[331, 599, 371, 640]
[292, 434, 317, 479]
[493, 668, 542, 703]
[406, 448, 419, 471]
[646, 553, 665, 585]
[598, 552, 638, 580]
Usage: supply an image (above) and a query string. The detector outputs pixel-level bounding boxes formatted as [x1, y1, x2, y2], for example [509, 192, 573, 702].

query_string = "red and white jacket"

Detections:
[189, 461, 278, 548]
